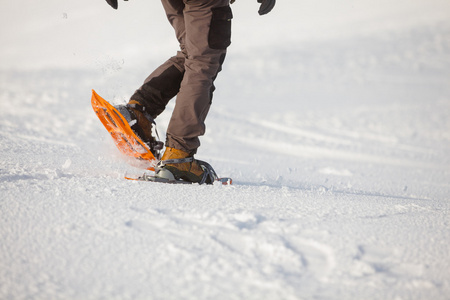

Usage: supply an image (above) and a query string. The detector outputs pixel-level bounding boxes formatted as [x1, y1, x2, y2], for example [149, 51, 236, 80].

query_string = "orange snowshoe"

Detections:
[91, 90, 161, 170]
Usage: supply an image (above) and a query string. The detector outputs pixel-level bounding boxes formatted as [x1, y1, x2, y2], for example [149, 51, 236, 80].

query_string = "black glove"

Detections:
[105, 0, 128, 10]
[257, 0, 276, 15]
[105, 0, 118, 9]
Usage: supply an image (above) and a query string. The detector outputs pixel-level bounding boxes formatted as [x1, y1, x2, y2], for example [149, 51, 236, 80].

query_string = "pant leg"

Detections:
[130, 0, 187, 119]
[130, 54, 185, 119]
[166, 0, 232, 153]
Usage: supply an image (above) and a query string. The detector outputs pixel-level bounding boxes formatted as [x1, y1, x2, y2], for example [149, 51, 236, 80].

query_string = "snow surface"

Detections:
[1, 0, 450, 299]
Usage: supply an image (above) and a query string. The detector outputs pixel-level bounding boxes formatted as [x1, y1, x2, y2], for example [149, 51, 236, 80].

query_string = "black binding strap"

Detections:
[157, 157, 194, 167]
[126, 103, 155, 125]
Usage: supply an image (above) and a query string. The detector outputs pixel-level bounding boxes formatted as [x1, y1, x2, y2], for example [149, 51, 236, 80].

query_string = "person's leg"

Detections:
[116, 0, 187, 157]
[129, 0, 187, 119]
[165, 0, 232, 154]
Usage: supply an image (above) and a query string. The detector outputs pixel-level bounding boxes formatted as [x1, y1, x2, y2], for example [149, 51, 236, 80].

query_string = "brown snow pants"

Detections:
[130, 0, 232, 154]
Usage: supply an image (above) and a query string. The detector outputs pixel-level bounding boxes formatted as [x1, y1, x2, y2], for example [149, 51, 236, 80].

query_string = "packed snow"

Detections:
[1, 0, 450, 299]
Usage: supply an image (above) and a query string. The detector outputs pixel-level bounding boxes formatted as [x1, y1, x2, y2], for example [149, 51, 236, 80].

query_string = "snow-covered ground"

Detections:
[1, 0, 450, 299]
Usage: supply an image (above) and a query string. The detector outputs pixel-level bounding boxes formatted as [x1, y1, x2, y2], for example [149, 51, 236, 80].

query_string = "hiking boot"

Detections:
[115, 100, 163, 158]
[155, 147, 213, 184]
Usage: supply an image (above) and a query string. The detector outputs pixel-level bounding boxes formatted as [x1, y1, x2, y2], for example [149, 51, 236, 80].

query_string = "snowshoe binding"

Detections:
[125, 147, 232, 185]
[155, 147, 215, 184]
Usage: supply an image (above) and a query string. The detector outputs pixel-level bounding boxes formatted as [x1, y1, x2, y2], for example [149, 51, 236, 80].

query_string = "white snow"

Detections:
[1, 0, 450, 299]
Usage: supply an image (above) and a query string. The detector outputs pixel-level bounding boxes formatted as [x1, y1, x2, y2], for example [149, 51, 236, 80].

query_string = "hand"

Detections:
[257, 0, 276, 15]
[105, 0, 128, 10]
[105, 0, 118, 9]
